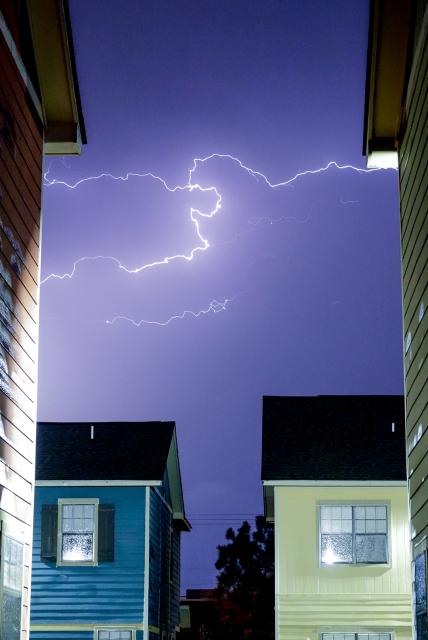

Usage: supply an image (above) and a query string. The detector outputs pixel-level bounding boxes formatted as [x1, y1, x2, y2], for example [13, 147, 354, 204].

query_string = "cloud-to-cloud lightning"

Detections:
[42, 154, 394, 327]
[106, 298, 232, 328]
[42, 155, 389, 285]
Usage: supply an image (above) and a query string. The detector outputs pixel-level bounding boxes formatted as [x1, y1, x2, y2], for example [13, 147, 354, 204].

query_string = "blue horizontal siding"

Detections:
[31, 486, 146, 624]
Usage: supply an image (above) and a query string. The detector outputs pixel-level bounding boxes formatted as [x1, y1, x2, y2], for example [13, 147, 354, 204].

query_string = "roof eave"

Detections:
[166, 428, 191, 532]
[363, 0, 412, 168]
[26, 0, 86, 155]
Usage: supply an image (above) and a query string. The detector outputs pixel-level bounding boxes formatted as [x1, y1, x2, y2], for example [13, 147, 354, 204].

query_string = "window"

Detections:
[97, 630, 133, 640]
[1, 534, 24, 640]
[320, 505, 388, 565]
[41, 501, 115, 565]
[58, 499, 98, 565]
[322, 634, 391, 640]
[414, 550, 427, 640]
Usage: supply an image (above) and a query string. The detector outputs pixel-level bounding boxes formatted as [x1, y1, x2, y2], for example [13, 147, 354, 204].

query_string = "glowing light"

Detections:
[106, 298, 232, 328]
[321, 547, 338, 565]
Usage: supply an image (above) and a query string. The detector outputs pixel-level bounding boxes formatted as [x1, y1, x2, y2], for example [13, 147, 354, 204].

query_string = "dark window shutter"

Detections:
[41, 504, 58, 562]
[98, 504, 115, 563]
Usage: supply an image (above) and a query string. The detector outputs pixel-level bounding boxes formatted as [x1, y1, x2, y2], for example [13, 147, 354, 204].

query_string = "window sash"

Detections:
[320, 505, 388, 565]
[1, 534, 24, 640]
[97, 630, 133, 640]
[58, 499, 98, 565]
[321, 634, 392, 640]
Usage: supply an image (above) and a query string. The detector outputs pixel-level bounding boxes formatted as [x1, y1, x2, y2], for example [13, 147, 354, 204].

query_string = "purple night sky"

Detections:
[38, 0, 403, 590]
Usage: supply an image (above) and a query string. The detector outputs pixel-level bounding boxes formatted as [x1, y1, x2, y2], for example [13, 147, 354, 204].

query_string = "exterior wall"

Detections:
[30, 486, 147, 638]
[149, 486, 181, 638]
[274, 485, 412, 640]
[399, 6, 428, 554]
[0, 11, 43, 640]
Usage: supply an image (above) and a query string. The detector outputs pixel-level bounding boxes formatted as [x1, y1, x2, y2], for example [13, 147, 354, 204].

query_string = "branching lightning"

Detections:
[42, 155, 389, 282]
[106, 298, 232, 328]
[42, 154, 394, 326]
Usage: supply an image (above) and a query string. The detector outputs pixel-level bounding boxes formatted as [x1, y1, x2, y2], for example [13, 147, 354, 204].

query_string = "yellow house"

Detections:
[262, 395, 412, 640]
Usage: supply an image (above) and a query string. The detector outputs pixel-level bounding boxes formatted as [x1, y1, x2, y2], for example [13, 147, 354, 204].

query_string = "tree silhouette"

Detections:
[214, 516, 274, 639]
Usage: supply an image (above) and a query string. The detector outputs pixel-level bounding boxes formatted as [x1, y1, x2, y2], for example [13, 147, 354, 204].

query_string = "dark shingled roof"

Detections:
[262, 395, 406, 481]
[36, 421, 175, 480]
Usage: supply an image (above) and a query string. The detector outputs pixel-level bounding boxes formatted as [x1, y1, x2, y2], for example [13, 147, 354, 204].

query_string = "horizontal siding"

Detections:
[276, 594, 412, 627]
[31, 487, 147, 625]
[149, 488, 162, 628]
[149, 486, 177, 635]
[399, 18, 428, 547]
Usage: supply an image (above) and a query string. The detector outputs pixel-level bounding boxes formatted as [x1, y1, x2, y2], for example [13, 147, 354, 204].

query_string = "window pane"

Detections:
[354, 506, 365, 519]
[321, 534, 353, 563]
[366, 520, 376, 533]
[417, 613, 428, 640]
[376, 506, 387, 519]
[355, 519, 365, 533]
[62, 533, 93, 561]
[320, 506, 352, 533]
[3, 537, 23, 591]
[99, 633, 109, 640]
[355, 534, 387, 563]
[415, 552, 427, 614]
[62, 504, 95, 533]
[1, 592, 21, 640]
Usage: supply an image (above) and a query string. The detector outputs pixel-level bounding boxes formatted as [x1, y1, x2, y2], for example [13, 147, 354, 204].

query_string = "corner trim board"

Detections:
[143, 486, 150, 640]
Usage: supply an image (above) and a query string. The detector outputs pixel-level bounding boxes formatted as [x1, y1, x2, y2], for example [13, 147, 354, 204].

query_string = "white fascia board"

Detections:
[262, 480, 407, 487]
[36, 480, 162, 487]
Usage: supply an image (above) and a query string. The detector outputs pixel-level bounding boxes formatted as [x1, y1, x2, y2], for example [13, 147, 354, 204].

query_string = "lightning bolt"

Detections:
[42, 155, 390, 285]
[106, 298, 232, 328]
[41, 155, 395, 327]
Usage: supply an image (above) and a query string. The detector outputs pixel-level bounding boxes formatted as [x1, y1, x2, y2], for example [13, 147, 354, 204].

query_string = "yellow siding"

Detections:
[274, 486, 412, 640]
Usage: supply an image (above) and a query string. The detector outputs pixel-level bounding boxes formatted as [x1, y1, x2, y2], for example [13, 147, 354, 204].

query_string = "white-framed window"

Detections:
[0, 531, 24, 640]
[319, 504, 388, 565]
[321, 634, 392, 640]
[95, 629, 135, 640]
[57, 498, 99, 565]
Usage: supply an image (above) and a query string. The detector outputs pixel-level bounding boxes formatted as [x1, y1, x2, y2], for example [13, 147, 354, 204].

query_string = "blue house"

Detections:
[30, 421, 190, 640]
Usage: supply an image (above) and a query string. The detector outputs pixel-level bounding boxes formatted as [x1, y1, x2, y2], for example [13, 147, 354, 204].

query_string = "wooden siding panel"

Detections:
[404, 298, 427, 389]
[399, 32, 428, 180]
[399, 23, 428, 547]
[407, 403, 428, 465]
[1, 198, 40, 270]
[0, 28, 42, 640]
[31, 487, 147, 624]
[400, 85, 428, 219]
[148, 486, 178, 636]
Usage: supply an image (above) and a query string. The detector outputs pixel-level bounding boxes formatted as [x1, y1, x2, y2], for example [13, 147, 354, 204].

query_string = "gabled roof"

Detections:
[262, 395, 406, 482]
[36, 421, 190, 530]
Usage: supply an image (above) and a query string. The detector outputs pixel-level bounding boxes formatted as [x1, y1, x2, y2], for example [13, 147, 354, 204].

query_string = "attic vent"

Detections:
[391, 422, 395, 433]
[90, 425, 94, 440]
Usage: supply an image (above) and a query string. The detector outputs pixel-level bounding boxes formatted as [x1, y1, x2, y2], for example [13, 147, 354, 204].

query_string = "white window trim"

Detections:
[57, 498, 99, 567]
[94, 626, 136, 640]
[317, 502, 390, 567]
